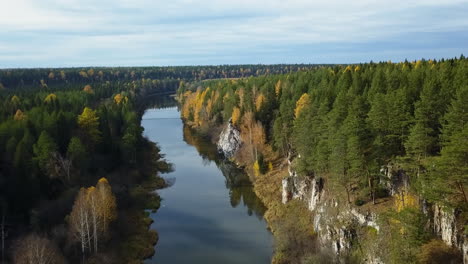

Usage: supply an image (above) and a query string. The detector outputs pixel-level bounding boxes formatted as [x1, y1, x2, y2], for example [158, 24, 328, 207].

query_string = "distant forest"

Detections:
[0, 64, 321, 90]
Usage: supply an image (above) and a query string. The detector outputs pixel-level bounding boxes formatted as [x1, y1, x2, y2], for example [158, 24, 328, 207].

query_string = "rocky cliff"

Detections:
[282, 156, 467, 263]
[216, 122, 466, 263]
[281, 155, 381, 262]
[433, 204, 468, 263]
[217, 120, 242, 158]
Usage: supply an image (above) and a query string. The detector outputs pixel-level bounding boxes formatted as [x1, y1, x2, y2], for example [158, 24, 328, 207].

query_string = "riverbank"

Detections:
[87, 138, 170, 264]
[184, 120, 321, 264]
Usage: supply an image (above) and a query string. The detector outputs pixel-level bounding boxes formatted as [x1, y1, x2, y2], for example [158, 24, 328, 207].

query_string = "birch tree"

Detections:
[13, 234, 64, 264]
[69, 188, 91, 255]
[69, 178, 116, 256]
[96, 178, 116, 234]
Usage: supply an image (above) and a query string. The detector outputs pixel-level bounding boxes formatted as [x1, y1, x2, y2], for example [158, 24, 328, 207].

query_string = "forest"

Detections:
[178, 56, 468, 263]
[0, 64, 316, 263]
[0, 69, 174, 263]
[0, 64, 319, 91]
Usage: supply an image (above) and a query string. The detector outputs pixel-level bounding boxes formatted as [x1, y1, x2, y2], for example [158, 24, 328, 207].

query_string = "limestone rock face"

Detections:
[464, 240, 468, 264]
[433, 205, 467, 263]
[381, 164, 409, 196]
[217, 120, 241, 158]
[281, 154, 380, 257]
[434, 205, 458, 246]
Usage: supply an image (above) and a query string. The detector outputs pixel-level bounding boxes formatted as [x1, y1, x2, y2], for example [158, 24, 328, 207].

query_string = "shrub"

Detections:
[417, 240, 462, 264]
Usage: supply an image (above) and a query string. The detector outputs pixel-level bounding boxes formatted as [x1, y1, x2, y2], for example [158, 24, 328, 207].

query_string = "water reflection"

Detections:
[143, 96, 272, 264]
[139, 94, 179, 112]
[182, 125, 267, 219]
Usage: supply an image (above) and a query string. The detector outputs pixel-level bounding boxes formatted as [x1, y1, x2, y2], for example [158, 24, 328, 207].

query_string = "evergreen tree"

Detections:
[33, 131, 57, 172]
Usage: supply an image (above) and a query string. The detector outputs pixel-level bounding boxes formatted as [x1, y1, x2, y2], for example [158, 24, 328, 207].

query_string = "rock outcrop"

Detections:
[433, 205, 467, 262]
[281, 156, 380, 258]
[283, 160, 467, 263]
[217, 122, 467, 263]
[217, 120, 241, 158]
[282, 167, 380, 258]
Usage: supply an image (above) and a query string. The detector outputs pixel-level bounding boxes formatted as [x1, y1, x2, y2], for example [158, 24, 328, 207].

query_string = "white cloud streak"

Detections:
[0, 0, 467, 66]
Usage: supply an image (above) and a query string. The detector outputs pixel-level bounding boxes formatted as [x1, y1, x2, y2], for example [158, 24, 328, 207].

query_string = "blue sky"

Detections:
[0, 0, 467, 67]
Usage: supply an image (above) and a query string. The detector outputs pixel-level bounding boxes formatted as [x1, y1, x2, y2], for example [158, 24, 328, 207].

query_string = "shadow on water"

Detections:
[138, 94, 180, 114]
[142, 95, 272, 264]
[143, 94, 268, 220]
[182, 125, 268, 219]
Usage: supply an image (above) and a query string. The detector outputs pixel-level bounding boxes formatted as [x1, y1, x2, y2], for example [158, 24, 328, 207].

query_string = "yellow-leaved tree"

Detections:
[275, 80, 282, 97]
[77, 107, 101, 148]
[295, 93, 311, 119]
[83, 85, 94, 94]
[236, 88, 245, 108]
[255, 93, 266, 112]
[194, 88, 210, 126]
[239, 111, 266, 162]
[11, 95, 20, 107]
[44, 93, 57, 103]
[13, 234, 64, 264]
[79, 71, 88, 78]
[97, 178, 117, 233]
[114, 93, 127, 105]
[69, 187, 90, 255]
[69, 178, 116, 255]
[14, 109, 26, 121]
[87, 186, 100, 253]
[231, 107, 241, 125]
[253, 160, 261, 177]
[181, 91, 195, 121]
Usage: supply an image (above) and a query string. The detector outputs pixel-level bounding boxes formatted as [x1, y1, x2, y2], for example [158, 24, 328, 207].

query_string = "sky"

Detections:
[0, 0, 467, 68]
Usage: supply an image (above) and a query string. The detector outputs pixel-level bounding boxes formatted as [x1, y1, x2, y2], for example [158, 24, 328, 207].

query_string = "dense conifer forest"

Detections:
[0, 64, 317, 263]
[179, 56, 468, 263]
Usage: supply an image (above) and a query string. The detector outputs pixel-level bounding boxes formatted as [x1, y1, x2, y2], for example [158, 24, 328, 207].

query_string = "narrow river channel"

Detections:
[142, 101, 273, 264]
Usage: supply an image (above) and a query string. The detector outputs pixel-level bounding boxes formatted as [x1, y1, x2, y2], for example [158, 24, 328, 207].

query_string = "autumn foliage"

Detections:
[69, 178, 117, 255]
[13, 234, 64, 264]
[83, 84, 94, 94]
[114, 93, 128, 105]
[77, 107, 101, 146]
[294, 93, 310, 118]
[44, 93, 57, 103]
[231, 107, 241, 125]
[14, 109, 26, 121]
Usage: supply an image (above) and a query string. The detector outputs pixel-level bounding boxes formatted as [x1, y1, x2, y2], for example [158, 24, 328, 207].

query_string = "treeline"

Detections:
[179, 56, 467, 262]
[0, 64, 323, 91]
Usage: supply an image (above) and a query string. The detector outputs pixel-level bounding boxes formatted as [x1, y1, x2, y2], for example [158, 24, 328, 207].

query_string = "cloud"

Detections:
[0, 0, 467, 67]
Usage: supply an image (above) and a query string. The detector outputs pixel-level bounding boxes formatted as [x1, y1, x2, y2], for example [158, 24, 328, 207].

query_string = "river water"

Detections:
[142, 103, 273, 264]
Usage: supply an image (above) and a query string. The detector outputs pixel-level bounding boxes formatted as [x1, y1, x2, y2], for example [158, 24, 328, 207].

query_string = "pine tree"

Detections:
[429, 86, 468, 206]
[77, 107, 101, 149]
[33, 131, 57, 172]
[343, 96, 373, 203]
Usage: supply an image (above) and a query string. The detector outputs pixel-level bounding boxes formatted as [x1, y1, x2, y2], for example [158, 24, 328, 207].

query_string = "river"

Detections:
[141, 102, 273, 264]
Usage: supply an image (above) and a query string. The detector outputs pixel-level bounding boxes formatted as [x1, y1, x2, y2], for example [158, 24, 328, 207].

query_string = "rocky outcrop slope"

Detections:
[217, 120, 241, 158]
[282, 156, 467, 263]
[216, 121, 466, 263]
